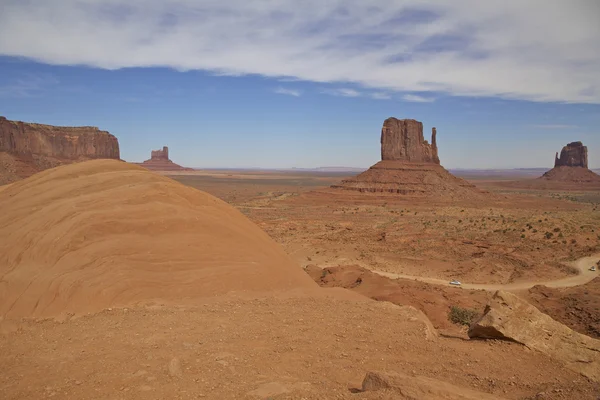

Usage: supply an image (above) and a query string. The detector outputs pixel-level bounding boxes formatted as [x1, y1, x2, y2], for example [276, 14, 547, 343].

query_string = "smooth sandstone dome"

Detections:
[0, 160, 316, 318]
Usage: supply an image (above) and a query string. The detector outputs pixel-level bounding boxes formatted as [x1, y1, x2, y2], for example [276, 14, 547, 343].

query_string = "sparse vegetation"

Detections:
[448, 306, 480, 326]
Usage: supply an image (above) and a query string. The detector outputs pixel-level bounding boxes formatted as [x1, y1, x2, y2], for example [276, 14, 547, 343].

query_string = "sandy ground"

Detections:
[2, 295, 599, 400]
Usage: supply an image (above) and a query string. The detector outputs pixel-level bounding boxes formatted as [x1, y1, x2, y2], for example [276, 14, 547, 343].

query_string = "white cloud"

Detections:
[274, 86, 301, 97]
[322, 88, 361, 97]
[370, 92, 391, 100]
[402, 94, 435, 103]
[0, 0, 598, 103]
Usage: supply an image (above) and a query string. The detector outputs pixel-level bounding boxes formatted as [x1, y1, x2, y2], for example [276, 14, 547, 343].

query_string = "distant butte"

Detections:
[541, 141, 600, 183]
[137, 146, 193, 172]
[331, 117, 486, 199]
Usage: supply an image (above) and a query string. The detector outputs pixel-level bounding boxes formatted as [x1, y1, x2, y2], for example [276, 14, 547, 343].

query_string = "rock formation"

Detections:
[469, 291, 600, 382]
[555, 141, 588, 168]
[0, 116, 120, 185]
[381, 118, 439, 164]
[540, 141, 600, 183]
[331, 117, 485, 199]
[138, 146, 193, 171]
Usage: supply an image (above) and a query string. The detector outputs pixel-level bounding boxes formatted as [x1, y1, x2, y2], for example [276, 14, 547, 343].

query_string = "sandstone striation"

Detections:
[469, 291, 600, 381]
[381, 118, 439, 164]
[0, 116, 120, 184]
[138, 146, 193, 171]
[555, 141, 588, 168]
[332, 117, 485, 199]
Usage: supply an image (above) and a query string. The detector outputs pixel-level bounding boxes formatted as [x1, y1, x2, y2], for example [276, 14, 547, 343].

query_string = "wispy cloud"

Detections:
[402, 94, 435, 103]
[0, 74, 59, 98]
[322, 88, 361, 97]
[529, 124, 578, 130]
[274, 86, 301, 97]
[370, 92, 391, 100]
[0, 1, 598, 103]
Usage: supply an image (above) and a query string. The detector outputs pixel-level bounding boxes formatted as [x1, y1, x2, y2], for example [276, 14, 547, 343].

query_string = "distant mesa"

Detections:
[541, 141, 600, 183]
[137, 146, 193, 171]
[331, 117, 485, 199]
[0, 116, 120, 185]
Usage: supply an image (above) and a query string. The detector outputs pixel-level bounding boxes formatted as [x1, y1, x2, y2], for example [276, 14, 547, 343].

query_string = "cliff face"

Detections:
[0, 116, 120, 185]
[0, 116, 120, 160]
[380, 118, 439, 164]
[554, 141, 588, 168]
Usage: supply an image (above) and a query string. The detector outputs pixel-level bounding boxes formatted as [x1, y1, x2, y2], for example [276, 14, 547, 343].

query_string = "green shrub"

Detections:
[448, 306, 480, 326]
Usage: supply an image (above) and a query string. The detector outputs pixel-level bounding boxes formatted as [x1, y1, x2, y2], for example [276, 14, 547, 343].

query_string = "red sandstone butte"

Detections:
[332, 117, 485, 199]
[138, 146, 192, 171]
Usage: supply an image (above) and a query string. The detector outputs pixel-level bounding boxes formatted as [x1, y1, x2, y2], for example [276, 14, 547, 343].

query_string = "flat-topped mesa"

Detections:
[380, 118, 439, 164]
[151, 146, 169, 161]
[554, 141, 588, 168]
[0, 116, 120, 160]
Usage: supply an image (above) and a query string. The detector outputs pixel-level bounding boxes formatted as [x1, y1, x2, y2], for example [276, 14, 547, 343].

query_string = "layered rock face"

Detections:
[381, 118, 439, 164]
[555, 141, 587, 168]
[138, 146, 192, 171]
[332, 117, 484, 199]
[540, 141, 600, 183]
[0, 116, 120, 184]
[151, 146, 169, 161]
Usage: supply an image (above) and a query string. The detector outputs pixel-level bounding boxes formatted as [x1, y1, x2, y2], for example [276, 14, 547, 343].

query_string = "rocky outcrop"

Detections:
[0, 116, 119, 160]
[469, 291, 600, 381]
[361, 371, 506, 399]
[0, 116, 120, 184]
[538, 141, 600, 184]
[331, 117, 486, 199]
[151, 146, 169, 161]
[381, 118, 439, 164]
[555, 141, 588, 168]
[138, 146, 192, 172]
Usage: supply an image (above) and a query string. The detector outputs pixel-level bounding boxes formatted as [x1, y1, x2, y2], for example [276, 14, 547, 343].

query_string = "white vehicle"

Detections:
[590, 266, 597, 272]
[449, 280, 462, 286]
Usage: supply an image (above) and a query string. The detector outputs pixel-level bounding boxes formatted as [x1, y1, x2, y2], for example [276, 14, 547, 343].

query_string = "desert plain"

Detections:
[0, 118, 599, 400]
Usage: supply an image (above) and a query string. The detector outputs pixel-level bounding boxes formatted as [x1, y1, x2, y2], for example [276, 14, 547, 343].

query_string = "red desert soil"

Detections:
[524, 277, 600, 339]
[304, 264, 491, 334]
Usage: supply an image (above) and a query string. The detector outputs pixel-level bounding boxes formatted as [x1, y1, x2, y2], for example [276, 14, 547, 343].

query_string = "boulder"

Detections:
[468, 291, 600, 381]
[361, 371, 506, 399]
[555, 141, 588, 168]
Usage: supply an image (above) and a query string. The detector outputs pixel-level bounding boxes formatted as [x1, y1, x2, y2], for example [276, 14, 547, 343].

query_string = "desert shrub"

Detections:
[553, 227, 561, 232]
[545, 232, 553, 239]
[448, 306, 480, 326]
[521, 234, 526, 238]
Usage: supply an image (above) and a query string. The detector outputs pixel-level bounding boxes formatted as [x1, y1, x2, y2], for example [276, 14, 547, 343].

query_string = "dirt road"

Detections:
[370, 253, 600, 291]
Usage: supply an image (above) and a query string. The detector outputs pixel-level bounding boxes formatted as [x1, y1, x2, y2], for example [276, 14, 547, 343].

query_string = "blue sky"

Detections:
[0, 1, 599, 169]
